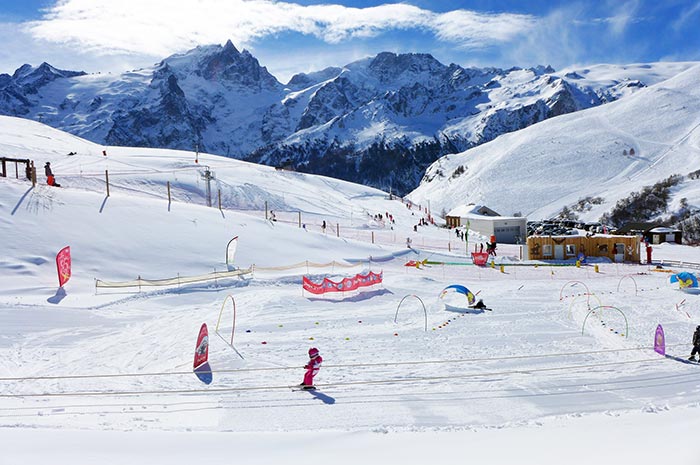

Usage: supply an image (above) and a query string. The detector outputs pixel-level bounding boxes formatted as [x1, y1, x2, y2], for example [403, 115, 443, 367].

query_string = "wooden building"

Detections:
[526, 234, 641, 263]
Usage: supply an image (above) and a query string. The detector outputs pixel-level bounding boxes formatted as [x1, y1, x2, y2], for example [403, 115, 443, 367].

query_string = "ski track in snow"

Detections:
[1, 115, 700, 463]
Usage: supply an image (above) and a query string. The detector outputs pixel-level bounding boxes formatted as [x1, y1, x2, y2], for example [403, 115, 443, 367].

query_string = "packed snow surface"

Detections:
[0, 116, 699, 464]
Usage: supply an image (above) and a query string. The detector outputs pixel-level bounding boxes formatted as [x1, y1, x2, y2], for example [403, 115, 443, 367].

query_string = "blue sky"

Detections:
[0, 0, 699, 82]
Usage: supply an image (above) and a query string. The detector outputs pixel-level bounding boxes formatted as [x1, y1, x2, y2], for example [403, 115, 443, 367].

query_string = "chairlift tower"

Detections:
[201, 166, 215, 207]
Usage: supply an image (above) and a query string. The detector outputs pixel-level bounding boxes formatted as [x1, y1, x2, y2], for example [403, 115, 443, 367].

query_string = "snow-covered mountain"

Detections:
[408, 64, 700, 226]
[1, 41, 693, 195]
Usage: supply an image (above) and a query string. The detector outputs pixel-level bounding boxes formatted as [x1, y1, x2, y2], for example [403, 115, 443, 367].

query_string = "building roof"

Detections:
[649, 226, 681, 233]
[615, 222, 661, 234]
[447, 203, 500, 217]
[446, 203, 525, 221]
[615, 222, 681, 234]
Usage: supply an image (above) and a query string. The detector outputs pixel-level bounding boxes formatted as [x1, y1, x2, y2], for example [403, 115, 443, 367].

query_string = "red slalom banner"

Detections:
[193, 323, 209, 369]
[56, 246, 71, 287]
[303, 271, 383, 295]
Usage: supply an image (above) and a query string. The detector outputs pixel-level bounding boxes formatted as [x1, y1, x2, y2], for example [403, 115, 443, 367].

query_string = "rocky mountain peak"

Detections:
[367, 52, 447, 84]
[9, 62, 86, 93]
[222, 39, 240, 55]
[287, 67, 343, 90]
[0, 43, 680, 197]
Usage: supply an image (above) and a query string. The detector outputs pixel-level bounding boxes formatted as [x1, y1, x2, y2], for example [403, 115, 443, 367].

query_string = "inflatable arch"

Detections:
[670, 272, 700, 294]
[439, 285, 476, 307]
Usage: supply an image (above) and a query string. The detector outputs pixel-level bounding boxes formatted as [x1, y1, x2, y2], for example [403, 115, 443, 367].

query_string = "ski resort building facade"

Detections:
[445, 204, 527, 244]
[526, 234, 641, 262]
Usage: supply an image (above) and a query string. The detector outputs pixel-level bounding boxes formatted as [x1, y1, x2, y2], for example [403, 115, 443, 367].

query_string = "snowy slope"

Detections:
[1, 116, 699, 464]
[409, 64, 700, 222]
[3, 44, 697, 196]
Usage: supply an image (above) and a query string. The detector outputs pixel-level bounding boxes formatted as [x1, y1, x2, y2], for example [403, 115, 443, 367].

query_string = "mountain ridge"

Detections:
[408, 63, 700, 229]
[0, 42, 695, 195]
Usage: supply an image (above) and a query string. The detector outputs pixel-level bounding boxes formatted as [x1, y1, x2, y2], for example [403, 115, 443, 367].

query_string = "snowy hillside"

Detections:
[2, 42, 696, 195]
[409, 64, 700, 224]
[1, 116, 699, 464]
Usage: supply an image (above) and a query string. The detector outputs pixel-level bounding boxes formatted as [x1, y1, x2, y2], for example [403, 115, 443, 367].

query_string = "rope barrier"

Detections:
[0, 356, 684, 399]
[95, 267, 253, 289]
[0, 344, 686, 383]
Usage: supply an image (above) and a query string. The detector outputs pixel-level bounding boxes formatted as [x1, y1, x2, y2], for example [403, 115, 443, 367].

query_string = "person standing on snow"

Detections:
[44, 162, 61, 187]
[300, 347, 322, 389]
[690, 326, 700, 361]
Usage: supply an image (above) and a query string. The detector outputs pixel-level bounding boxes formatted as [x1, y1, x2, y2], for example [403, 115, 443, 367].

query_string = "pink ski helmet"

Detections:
[308, 347, 319, 358]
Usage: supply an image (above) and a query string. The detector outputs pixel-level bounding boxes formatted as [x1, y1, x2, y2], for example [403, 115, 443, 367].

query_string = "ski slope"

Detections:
[0, 116, 699, 464]
[409, 64, 700, 222]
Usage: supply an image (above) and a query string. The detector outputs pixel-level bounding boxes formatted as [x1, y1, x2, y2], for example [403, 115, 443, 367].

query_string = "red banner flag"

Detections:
[193, 323, 209, 369]
[56, 246, 71, 287]
[303, 271, 383, 295]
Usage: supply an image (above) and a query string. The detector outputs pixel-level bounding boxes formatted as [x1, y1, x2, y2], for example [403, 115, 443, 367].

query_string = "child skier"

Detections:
[300, 347, 322, 389]
[690, 326, 700, 361]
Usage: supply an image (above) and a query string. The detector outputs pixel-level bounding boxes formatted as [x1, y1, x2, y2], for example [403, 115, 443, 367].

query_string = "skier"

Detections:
[690, 325, 700, 361]
[300, 347, 322, 389]
[44, 162, 61, 187]
[473, 299, 487, 310]
[487, 242, 497, 257]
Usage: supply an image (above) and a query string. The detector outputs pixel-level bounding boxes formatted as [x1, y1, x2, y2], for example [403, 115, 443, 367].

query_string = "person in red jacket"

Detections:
[300, 347, 322, 389]
[44, 162, 61, 187]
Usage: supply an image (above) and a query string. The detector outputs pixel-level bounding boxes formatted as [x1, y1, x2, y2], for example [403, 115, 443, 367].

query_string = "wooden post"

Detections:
[448, 242, 451, 252]
[218, 189, 222, 210]
[265, 200, 268, 220]
[371, 231, 374, 244]
[167, 181, 171, 202]
[298, 212, 301, 228]
[1, 158, 5, 177]
[14, 161, 18, 179]
[31, 162, 36, 187]
[336, 223, 339, 237]
[105, 170, 110, 197]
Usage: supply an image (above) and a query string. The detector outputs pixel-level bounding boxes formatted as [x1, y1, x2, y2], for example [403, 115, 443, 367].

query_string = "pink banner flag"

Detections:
[56, 246, 71, 287]
[193, 323, 209, 369]
[303, 271, 383, 295]
[654, 324, 665, 356]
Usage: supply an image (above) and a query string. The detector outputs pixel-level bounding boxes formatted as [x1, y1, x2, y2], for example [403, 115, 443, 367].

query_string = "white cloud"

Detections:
[432, 10, 538, 48]
[24, 0, 538, 57]
[672, 0, 700, 31]
[606, 0, 641, 36]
